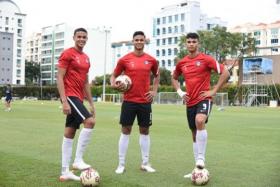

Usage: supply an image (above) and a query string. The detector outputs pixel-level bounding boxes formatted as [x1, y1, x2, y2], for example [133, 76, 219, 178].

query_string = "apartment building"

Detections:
[111, 39, 153, 68]
[152, 0, 227, 71]
[0, 0, 26, 85]
[40, 23, 111, 85]
[229, 20, 280, 56]
[25, 32, 41, 64]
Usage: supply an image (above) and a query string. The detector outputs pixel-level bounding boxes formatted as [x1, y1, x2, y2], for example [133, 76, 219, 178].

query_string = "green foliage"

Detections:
[0, 102, 279, 186]
[93, 74, 111, 86]
[159, 68, 171, 85]
[25, 61, 40, 85]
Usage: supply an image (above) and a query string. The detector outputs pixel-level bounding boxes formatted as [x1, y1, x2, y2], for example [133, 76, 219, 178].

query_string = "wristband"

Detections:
[177, 89, 186, 98]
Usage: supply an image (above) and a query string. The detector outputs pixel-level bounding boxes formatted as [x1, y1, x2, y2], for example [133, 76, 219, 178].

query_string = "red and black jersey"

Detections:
[114, 52, 159, 103]
[57, 47, 90, 102]
[173, 53, 224, 107]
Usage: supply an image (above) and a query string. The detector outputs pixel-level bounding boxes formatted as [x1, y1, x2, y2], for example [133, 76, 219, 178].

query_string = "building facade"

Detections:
[25, 32, 41, 64]
[40, 23, 112, 85]
[111, 39, 153, 68]
[0, 0, 26, 85]
[229, 21, 280, 56]
[152, 0, 227, 71]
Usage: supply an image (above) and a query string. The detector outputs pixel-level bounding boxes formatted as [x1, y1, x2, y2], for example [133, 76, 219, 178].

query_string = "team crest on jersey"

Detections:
[195, 61, 201, 66]
[144, 61, 150, 65]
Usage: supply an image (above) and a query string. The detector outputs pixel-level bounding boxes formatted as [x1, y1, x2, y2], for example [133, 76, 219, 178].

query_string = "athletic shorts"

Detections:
[65, 96, 92, 129]
[186, 100, 212, 130]
[5, 97, 12, 103]
[119, 101, 152, 127]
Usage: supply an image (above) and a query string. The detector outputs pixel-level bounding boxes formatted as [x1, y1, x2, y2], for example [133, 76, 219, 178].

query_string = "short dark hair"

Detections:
[186, 32, 199, 40]
[133, 31, 145, 38]
[74, 28, 87, 35]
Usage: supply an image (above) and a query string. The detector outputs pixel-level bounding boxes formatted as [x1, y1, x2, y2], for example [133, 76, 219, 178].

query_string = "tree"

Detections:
[25, 61, 40, 85]
[159, 68, 171, 85]
[93, 74, 111, 86]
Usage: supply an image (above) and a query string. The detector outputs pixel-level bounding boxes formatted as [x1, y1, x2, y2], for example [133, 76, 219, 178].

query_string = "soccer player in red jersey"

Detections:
[110, 31, 160, 174]
[57, 28, 96, 181]
[171, 32, 230, 177]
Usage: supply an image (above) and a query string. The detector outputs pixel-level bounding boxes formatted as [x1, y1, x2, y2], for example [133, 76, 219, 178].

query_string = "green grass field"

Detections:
[0, 101, 279, 187]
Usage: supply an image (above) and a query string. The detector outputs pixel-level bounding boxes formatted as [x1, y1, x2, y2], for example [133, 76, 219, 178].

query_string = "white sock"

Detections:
[196, 129, 207, 161]
[139, 134, 150, 165]
[74, 128, 93, 163]
[62, 137, 74, 174]
[193, 142, 198, 162]
[118, 133, 130, 166]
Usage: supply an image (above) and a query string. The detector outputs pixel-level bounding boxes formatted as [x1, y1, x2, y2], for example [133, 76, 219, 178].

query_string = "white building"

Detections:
[40, 23, 111, 85]
[111, 39, 154, 69]
[229, 21, 280, 56]
[0, 0, 26, 85]
[25, 32, 41, 64]
[153, 0, 227, 71]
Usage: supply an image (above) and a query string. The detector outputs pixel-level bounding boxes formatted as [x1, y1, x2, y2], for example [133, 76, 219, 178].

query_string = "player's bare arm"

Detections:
[145, 73, 160, 102]
[200, 66, 230, 98]
[171, 73, 189, 102]
[57, 67, 71, 115]
[84, 75, 95, 117]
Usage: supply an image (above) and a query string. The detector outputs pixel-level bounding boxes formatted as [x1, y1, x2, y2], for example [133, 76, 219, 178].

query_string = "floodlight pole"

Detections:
[102, 28, 110, 102]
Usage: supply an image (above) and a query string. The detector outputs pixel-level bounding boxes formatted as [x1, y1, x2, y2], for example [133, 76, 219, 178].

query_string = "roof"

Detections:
[0, 0, 21, 13]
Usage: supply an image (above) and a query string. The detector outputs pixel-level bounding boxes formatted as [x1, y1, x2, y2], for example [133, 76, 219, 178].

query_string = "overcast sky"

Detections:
[14, 0, 280, 41]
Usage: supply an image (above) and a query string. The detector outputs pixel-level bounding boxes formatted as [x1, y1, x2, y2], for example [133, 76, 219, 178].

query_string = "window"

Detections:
[18, 19, 22, 27]
[254, 31, 261, 36]
[162, 60, 166, 67]
[271, 28, 278, 35]
[181, 13, 185, 21]
[156, 18, 160, 25]
[255, 40, 260, 45]
[180, 25, 185, 32]
[162, 17, 166, 24]
[156, 50, 160, 57]
[174, 26, 178, 33]
[175, 15, 178, 22]
[156, 29, 160, 35]
[162, 28, 166, 34]
[174, 37, 178, 44]
[271, 39, 278, 44]
[168, 60, 171, 66]
[162, 49, 166, 56]
[168, 16, 172, 23]
[5, 17, 9, 25]
[168, 49, 172, 56]
[174, 48, 178, 55]
[162, 38, 166, 45]
[168, 37, 172, 44]
[168, 27, 172, 33]
[156, 39, 160, 46]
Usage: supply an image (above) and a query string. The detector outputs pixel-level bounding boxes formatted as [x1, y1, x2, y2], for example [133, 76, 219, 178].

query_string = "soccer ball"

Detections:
[115, 75, 132, 92]
[191, 168, 210, 186]
[80, 168, 100, 187]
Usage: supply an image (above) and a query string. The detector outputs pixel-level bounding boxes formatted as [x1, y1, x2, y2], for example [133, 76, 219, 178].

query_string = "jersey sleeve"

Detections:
[113, 58, 125, 76]
[173, 61, 182, 78]
[207, 56, 224, 74]
[151, 59, 159, 76]
[58, 50, 71, 69]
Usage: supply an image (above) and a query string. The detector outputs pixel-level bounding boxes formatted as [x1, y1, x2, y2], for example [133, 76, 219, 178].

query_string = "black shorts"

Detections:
[5, 97, 12, 103]
[65, 96, 92, 129]
[186, 100, 212, 130]
[120, 101, 152, 127]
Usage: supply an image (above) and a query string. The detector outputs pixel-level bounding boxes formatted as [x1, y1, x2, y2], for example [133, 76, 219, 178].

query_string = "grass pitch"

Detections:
[0, 101, 279, 187]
